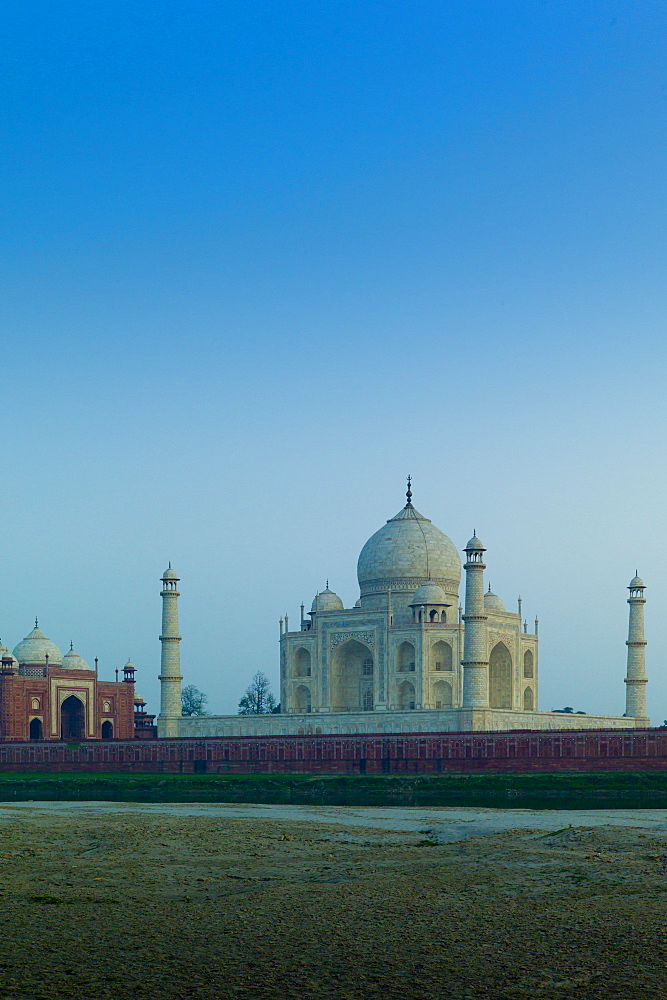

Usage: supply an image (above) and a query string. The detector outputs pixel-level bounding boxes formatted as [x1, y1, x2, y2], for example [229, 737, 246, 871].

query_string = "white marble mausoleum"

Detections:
[158, 481, 649, 737]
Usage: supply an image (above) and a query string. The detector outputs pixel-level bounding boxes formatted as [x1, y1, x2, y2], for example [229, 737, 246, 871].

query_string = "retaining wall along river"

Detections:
[0, 727, 665, 773]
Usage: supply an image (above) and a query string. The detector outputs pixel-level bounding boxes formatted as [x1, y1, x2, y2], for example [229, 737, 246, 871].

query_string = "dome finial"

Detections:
[326, 579, 329, 589]
[34, 616, 38, 628]
[405, 475, 413, 507]
[70, 641, 74, 651]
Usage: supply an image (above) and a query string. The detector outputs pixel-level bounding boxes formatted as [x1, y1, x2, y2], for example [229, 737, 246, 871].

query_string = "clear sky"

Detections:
[2, 1, 666, 720]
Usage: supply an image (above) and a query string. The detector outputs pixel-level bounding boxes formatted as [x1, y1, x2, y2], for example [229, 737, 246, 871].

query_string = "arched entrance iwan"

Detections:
[330, 639, 374, 712]
[489, 642, 512, 709]
[61, 695, 85, 740]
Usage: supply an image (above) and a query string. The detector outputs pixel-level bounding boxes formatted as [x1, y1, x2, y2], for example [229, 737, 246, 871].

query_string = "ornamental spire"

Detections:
[405, 475, 413, 507]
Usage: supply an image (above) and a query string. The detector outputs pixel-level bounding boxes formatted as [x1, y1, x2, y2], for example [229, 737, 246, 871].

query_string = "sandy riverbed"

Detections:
[0, 802, 666, 999]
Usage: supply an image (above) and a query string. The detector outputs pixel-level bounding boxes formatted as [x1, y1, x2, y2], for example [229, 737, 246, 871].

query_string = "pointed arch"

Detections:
[432, 680, 453, 709]
[431, 640, 452, 672]
[523, 687, 534, 711]
[489, 642, 513, 709]
[60, 695, 85, 740]
[294, 647, 312, 677]
[396, 641, 415, 673]
[523, 649, 534, 678]
[295, 685, 312, 713]
[397, 680, 416, 710]
[330, 639, 374, 712]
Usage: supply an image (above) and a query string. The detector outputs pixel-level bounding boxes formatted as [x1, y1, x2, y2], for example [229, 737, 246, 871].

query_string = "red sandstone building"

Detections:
[0, 623, 135, 741]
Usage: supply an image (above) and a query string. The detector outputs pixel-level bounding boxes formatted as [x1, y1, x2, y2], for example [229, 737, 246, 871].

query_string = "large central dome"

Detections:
[357, 500, 461, 604]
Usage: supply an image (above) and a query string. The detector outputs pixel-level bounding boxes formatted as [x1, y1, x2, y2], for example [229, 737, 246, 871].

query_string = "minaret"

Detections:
[158, 564, 183, 737]
[625, 573, 648, 720]
[462, 533, 489, 708]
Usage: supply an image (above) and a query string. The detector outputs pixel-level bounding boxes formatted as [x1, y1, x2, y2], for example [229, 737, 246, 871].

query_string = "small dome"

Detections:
[629, 574, 645, 589]
[134, 693, 146, 704]
[162, 566, 178, 580]
[12, 626, 63, 667]
[311, 587, 344, 613]
[0, 644, 17, 667]
[410, 583, 449, 606]
[484, 587, 506, 612]
[62, 645, 90, 671]
[465, 534, 485, 551]
[124, 658, 135, 669]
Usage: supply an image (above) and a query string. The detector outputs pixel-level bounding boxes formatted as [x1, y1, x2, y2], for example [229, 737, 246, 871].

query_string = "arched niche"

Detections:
[431, 640, 452, 672]
[523, 649, 534, 678]
[29, 717, 43, 741]
[432, 680, 453, 709]
[523, 687, 534, 711]
[101, 720, 113, 739]
[489, 642, 513, 709]
[294, 647, 312, 677]
[396, 641, 415, 673]
[397, 680, 416, 710]
[295, 685, 312, 713]
[330, 639, 374, 712]
[61, 695, 85, 740]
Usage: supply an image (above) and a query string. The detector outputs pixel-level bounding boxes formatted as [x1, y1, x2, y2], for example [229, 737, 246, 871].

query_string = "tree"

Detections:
[238, 671, 277, 715]
[181, 684, 209, 716]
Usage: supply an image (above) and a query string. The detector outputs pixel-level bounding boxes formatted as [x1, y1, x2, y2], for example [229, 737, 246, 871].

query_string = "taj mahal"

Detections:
[162, 480, 649, 738]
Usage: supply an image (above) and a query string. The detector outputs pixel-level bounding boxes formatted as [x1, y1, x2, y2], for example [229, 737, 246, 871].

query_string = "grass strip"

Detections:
[0, 771, 664, 807]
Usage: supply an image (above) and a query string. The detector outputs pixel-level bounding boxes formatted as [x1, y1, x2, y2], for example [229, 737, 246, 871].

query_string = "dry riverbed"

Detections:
[0, 802, 666, 999]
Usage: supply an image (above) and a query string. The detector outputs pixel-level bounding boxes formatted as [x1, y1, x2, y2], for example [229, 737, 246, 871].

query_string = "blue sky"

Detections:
[1, 1, 666, 719]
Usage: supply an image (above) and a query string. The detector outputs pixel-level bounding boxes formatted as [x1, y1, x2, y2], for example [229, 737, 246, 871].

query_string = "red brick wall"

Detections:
[0, 727, 664, 772]
[97, 682, 135, 740]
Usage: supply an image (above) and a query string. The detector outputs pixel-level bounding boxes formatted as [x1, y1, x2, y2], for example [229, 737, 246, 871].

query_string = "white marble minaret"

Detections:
[625, 573, 648, 721]
[462, 533, 489, 707]
[158, 564, 183, 736]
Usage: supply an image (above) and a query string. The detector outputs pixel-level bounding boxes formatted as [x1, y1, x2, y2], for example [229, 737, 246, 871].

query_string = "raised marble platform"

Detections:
[159, 707, 647, 739]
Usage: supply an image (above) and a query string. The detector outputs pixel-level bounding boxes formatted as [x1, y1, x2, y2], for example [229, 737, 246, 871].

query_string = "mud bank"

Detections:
[0, 802, 665, 998]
